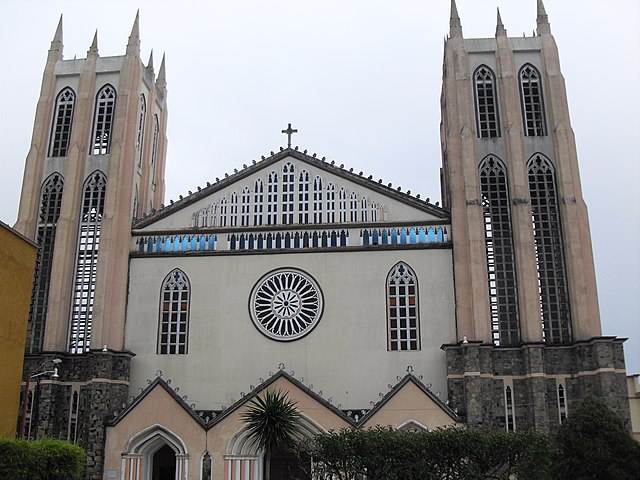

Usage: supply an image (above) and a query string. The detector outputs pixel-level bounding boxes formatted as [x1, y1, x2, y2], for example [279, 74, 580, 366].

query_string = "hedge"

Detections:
[0, 437, 85, 480]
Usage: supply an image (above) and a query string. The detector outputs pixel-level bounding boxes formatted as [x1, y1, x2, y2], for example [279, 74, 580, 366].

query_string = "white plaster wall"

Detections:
[125, 247, 455, 410]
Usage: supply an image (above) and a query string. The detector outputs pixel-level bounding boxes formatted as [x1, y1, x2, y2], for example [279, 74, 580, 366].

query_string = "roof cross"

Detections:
[281, 123, 298, 148]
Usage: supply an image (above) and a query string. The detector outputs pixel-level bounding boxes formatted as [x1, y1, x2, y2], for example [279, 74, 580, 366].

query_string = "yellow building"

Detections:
[0, 220, 37, 438]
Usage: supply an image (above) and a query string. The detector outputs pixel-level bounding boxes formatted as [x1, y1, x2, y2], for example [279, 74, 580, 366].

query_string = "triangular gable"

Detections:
[134, 148, 448, 231]
[360, 374, 461, 430]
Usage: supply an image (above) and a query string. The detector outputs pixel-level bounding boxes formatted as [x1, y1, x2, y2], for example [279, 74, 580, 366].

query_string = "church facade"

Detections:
[14, 2, 630, 480]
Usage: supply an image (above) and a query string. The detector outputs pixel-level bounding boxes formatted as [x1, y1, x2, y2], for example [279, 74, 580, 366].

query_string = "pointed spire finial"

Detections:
[50, 14, 63, 51]
[88, 29, 99, 56]
[157, 53, 167, 91]
[147, 49, 154, 70]
[449, 0, 463, 38]
[127, 10, 141, 53]
[536, 0, 551, 35]
[495, 7, 507, 37]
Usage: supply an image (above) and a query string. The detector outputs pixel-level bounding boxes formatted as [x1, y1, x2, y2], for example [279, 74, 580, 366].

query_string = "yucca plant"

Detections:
[241, 388, 304, 480]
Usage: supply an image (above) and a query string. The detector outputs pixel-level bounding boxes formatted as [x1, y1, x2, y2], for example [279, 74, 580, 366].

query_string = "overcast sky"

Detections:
[1, 0, 638, 374]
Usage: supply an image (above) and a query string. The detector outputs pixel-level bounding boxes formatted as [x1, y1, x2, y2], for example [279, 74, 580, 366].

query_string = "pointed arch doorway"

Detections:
[122, 424, 188, 480]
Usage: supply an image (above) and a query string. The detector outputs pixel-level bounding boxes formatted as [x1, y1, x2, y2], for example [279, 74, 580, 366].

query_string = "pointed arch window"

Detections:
[254, 179, 264, 226]
[519, 64, 546, 136]
[209, 203, 218, 227]
[158, 269, 190, 354]
[505, 385, 515, 431]
[136, 94, 146, 166]
[338, 188, 347, 223]
[361, 198, 368, 222]
[49, 87, 75, 157]
[528, 154, 571, 343]
[326, 183, 335, 223]
[91, 84, 116, 154]
[230, 192, 238, 227]
[241, 187, 251, 226]
[267, 171, 278, 225]
[69, 171, 107, 354]
[282, 163, 295, 224]
[473, 66, 500, 138]
[349, 192, 358, 222]
[313, 176, 323, 223]
[219, 198, 228, 227]
[151, 115, 159, 189]
[479, 156, 520, 346]
[387, 262, 420, 351]
[298, 170, 310, 223]
[27, 174, 64, 353]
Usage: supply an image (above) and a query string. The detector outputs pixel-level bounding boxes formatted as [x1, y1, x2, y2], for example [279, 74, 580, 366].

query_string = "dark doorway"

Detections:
[269, 446, 311, 480]
[152, 444, 176, 480]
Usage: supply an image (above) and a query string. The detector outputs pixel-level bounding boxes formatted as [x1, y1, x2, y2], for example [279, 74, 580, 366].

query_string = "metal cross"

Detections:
[281, 123, 298, 148]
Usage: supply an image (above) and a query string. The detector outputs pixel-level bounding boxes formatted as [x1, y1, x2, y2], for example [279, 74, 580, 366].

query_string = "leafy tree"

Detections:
[554, 396, 640, 479]
[0, 437, 85, 480]
[241, 388, 304, 480]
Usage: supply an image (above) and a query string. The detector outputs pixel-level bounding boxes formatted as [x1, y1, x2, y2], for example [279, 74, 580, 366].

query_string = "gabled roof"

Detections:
[134, 147, 448, 229]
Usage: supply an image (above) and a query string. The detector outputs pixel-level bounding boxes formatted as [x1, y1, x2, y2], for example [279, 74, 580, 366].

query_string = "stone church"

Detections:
[14, 1, 631, 479]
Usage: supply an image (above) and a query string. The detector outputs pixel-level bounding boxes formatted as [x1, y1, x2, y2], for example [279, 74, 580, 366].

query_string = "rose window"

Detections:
[249, 268, 323, 341]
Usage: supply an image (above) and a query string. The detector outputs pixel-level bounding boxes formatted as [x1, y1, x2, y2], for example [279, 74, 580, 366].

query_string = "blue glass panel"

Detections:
[294, 232, 301, 248]
[239, 234, 246, 250]
[230, 234, 237, 250]
[181, 236, 188, 251]
[257, 234, 264, 249]
[363, 230, 370, 246]
[391, 229, 398, 245]
[340, 230, 347, 246]
[285, 233, 291, 248]
[409, 228, 417, 244]
[330, 231, 337, 247]
[400, 228, 407, 244]
[372, 229, 379, 245]
[267, 233, 273, 249]
[321, 231, 328, 247]
[191, 235, 198, 251]
[427, 227, 436, 243]
[209, 234, 215, 250]
[437, 227, 444, 242]
[418, 227, 426, 243]
[382, 229, 388, 245]
[276, 233, 282, 249]
[200, 235, 206, 250]
[249, 234, 255, 249]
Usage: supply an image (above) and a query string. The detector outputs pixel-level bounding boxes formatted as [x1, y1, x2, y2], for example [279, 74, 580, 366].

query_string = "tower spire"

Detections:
[495, 7, 507, 37]
[157, 53, 167, 92]
[536, 0, 551, 35]
[88, 30, 99, 57]
[126, 10, 141, 54]
[449, 0, 463, 38]
[50, 15, 63, 53]
[147, 49, 154, 71]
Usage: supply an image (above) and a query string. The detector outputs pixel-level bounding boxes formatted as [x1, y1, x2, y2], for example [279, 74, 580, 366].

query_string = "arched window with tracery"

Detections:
[326, 183, 335, 223]
[298, 170, 309, 223]
[519, 64, 546, 136]
[338, 188, 347, 223]
[68, 171, 107, 354]
[49, 87, 75, 157]
[387, 262, 420, 351]
[241, 187, 251, 226]
[91, 84, 116, 154]
[361, 197, 368, 222]
[528, 154, 571, 343]
[27, 173, 64, 353]
[267, 171, 278, 225]
[349, 192, 358, 222]
[230, 192, 238, 227]
[136, 94, 146, 166]
[158, 269, 190, 354]
[479, 155, 520, 346]
[282, 163, 295, 224]
[254, 179, 264, 226]
[151, 114, 159, 189]
[313, 176, 323, 223]
[219, 198, 228, 227]
[473, 65, 500, 138]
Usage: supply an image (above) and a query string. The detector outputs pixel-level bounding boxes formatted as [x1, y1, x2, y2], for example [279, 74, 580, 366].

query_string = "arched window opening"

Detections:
[158, 269, 190, 354]
[313, 176, 323, 223]
[91, 85, 116, 154]
[201, 451, 212, 480]
[519, 64, 546, 136]
[69, 171, 107, 354]
[27, 174, 64, 354]
[151, 115, 160, 189]
[387, 262, 420, 351]
[361, 198, 368, 222]
[326, 183, 335, 223]
[282, 163, 295, 224]
[49, 87, 75, 157]
[241, 187, 251, 226]
[219, 198, 228, 227]
[479, 156, 520, 346]
[298, 170, 310, 223]
[528, 154, 571, 343]
[557, 383, 568, 423]
[474, 66, 500, 138]
[136, 94, 146, 166]
[505, 385, 515, 431]
[254, 179, 264, 226]
[338, 188, 347, 223]
[267, 171, 278, 225]
[230, 192, 238, 227]
[67, 390, 80, 443]
[349, 192, 358, 222]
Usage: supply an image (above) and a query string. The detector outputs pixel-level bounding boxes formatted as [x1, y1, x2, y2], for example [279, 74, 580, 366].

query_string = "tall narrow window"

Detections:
[69, 171, 106, 354]
[49, 87, 75, 157]
[209, 203, 218, 227]
[219, 198, 228, 227]
[370, 201, 378, 222]
[254, 179, 264, 226]
[298, 170, 309, 223]
[313, 176, 323, 223]
[387, 262, 420, 351]
[349, 192, 358, 222]
[519, 64, 546, 136]
[267, 171, 278, 225]
[241, 187, 251, 227]
[151, 115, 159, 189]
[282, 163, 295, 224]
[505, 385, 515, 431]
[326, 183, 335, 223]
[158, 269, 190, 354]
[474, 66, 500, 138]
[230, 192, 238, 227]
[479, 156, 520, 346]
[528, 154, 571, 343]
[361, 198, 368, 222]
[91, 84, 116, 154]
[136, 94, 146, 166]
[338, 188, 347, 223]
[557, 383, 568, 423]
[27, 174, 64, 354]
[67, 390, 79, 443]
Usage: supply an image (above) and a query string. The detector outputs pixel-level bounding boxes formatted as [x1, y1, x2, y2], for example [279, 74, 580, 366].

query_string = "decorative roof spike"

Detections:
[536, 0, 551, 34]
[88, 30, 99, 56]
[496, 7, 507, 37]
[157, 53, 167, 90]
[127, 10, 141, 54]
[449, 0, 463, 38]
[50, 15, 64, 55]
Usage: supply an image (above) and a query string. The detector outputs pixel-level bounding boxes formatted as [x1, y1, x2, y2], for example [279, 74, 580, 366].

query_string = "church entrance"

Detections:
[268, 447, 311, 480]
[152, 444, 176, 480]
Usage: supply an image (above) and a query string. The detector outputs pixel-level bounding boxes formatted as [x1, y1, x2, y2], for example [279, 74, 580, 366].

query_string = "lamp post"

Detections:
[19, 358, 61, 439]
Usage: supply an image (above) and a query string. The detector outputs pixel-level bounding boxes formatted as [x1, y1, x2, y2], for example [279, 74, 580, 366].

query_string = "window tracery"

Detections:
[282, 163, 295, 224]
[473, 66, 500, 138]
[387, 262, 420, 351]
[349, 192, 358, 222]
[49, 87, 75, 157]
[151, 115, 159, 189]
[136, 94, 146, 166]
[241, 187, 251, 227]
[158, 269, 190, 354]
[267, 171, 278, 225]
[91, 85, 116, 154]
[253, 179, 264, 226]
[298, 170, 310, 224]
[313, 176, 323, 223]
[326, 183, 335, 223]
[519, 64, 546, 136]
[230, 192, 238, 227]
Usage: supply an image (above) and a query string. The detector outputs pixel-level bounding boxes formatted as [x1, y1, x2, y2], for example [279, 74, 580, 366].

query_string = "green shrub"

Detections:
[0, 437, 85, 480]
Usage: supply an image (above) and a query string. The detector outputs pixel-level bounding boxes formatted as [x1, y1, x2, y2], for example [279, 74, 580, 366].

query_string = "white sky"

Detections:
[1, 0, 638, 373]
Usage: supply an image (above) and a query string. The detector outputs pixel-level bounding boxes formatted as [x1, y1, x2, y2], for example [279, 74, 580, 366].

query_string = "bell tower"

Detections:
[14, 14, 167, 476]
[440, 0, 629, 432]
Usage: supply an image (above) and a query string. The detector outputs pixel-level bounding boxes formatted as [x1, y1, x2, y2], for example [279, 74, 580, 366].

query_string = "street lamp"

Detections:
[19, 358, 61, 439]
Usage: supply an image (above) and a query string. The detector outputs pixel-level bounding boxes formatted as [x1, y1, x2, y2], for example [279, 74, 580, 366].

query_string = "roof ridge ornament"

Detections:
[281, 123, 298, 148]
